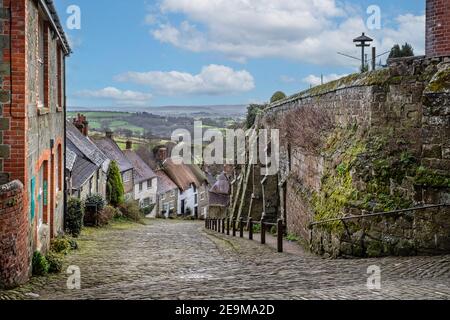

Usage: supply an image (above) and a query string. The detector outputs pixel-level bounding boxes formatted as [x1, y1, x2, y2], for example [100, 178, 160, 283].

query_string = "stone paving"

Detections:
[1, 219, 449, 300]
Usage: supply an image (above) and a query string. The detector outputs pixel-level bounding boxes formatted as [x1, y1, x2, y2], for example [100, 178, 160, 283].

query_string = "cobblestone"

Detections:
[1, 220, 449, 300]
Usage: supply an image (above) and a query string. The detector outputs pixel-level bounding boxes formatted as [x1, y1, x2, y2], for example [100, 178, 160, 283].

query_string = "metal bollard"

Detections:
[218, 219, 221, 232]
[261, 219, 266, 244]
[239, 218, 244, 238]
[277, 219, 283, 253]
[227, 218, 230, 235]
[248, 218, 253, 240]
[222, 218, 226, 233]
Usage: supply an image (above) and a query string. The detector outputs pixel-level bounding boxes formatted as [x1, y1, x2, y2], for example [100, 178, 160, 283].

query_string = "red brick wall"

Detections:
[0, 180, 30, 289]
[426, 0, 450, 57]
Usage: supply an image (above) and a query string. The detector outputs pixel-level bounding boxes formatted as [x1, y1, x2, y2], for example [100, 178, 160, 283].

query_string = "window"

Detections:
[57, 47, 63, 110]
[37, 16, 48, 109]
[139, 182, 143, 192]
[123, 171, 131, 183]
[161, 193, 166, 200]
[200, 192, 205, 201]
[193, 184, 197, 193]
[143, 198, 151, 207]
[147, 179, 152, 189]
[194, 194, 198, 205]
[38, 161, 48, 227]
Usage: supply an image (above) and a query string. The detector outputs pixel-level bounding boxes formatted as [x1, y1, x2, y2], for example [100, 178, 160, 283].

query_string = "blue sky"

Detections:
[55, 0, 425, 109]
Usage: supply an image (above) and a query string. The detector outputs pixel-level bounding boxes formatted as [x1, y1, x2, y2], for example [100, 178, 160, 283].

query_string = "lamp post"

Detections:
[353, 32, 373, 72]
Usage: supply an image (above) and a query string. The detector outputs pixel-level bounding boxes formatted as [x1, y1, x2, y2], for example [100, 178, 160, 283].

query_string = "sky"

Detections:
[54, 0, 426, 109]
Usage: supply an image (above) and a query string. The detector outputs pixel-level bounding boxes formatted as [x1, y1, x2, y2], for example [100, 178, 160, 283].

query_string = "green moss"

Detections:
[414, 166, 450, 188]
[425, 68, 450, 93]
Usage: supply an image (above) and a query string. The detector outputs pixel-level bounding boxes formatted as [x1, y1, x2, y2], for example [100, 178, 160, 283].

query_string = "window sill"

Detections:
[38, 107, 50, 116]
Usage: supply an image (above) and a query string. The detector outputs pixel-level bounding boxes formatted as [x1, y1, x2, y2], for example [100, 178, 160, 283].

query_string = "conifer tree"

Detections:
[106, 160, 125, 207]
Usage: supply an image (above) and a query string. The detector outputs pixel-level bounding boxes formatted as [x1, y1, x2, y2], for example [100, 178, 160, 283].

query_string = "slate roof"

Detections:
[162, 158, 201, 192]
[66, 139, 98, 190]
[123, 150, 157, 184]
[93, 137, 133, 173]
[155, 170, 178, 194]
[43, 0, 71, 54]
[208, 192, 230, 207]
[66, 148, 77, 171]
[209, 173, 230, 195]
[67, 122, 108, 168]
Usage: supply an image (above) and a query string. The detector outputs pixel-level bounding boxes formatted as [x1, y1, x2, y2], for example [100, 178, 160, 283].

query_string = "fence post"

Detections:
[277, 219, 283, 253]
[227, 218, 230, 235]
[239, 218, 244, 238]
[215, 219, 218, 232]
[248, 218, 253, 240]
[261, 219, 266, 244]
[232, 220, 236, 237]
[222, 218, 225, 233]
[218, 219, 221, 233]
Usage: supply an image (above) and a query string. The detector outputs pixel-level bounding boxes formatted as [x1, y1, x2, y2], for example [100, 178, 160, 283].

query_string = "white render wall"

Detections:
[133, 177, 158, 216]
[177, 185, 198, 216]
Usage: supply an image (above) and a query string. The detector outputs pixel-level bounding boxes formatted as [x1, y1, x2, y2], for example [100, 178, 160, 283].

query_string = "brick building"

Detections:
[426, 0, 450, 57]
[0, 0, 70, 288]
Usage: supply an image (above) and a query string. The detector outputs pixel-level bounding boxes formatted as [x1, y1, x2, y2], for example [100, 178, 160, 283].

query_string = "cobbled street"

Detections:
[1, 219, 449, 300]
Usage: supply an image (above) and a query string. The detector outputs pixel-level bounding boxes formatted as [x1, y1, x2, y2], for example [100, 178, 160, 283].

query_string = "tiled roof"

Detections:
[155, 170, 178, 194]
[162, 158, 201, 192]
[66, 139, 98, 189]
[123, 150, 157, 183]
[93, 137, 133, 173]
[67, 122, 108, 168]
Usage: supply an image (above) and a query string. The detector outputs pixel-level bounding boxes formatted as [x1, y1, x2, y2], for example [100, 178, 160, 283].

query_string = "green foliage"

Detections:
[414, 166, 450, 188]
[98, 205, 121, 226]
[50, 237, 72, 255]
[246, 104, 264, 128]
[32, 251, 49, 276]
[46, 252, 63, 273]
[119, 199, 144, 223]
[106, 161, 125, 207]
[389, 43, 414, 59]
[270, 91, 287, 103]
[66, 197, 84, 237]
[84, 194, 106, 212]
[285, 233, 300, 242]
[252, 223, 261, 234]
[141, 203, 156, 216]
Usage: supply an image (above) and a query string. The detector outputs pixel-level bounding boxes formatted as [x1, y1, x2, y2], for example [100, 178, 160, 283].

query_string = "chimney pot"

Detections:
[126, 140, 133, 150]
[106, 130, 114, 139]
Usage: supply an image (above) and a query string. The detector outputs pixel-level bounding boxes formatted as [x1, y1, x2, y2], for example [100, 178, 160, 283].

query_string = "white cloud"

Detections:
[115, 64, 255, 96]
[75, 87, 153, 106]
[303, 73, 348, 86]
[150, 0, 425, 66]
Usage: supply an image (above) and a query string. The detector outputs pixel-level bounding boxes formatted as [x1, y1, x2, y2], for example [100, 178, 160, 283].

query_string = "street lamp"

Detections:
[353, 32, 373, 72]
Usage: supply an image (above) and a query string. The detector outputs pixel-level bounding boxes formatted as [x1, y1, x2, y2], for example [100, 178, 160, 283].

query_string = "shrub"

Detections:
[270, 91, 287, 103]
[119, 199, 144, 222]
[46, 252, 64, 273]
[107, 161, 125, 207]
[141, 203, 156, 216]
[84, 194, 106, 226]
[98, 205, 119, 226]
[246, 104, 264, 128]
[32, 251, 49, 276]
[66, 197, 84, 237]
[50, 237, 72, 255]
[252, 223, 261, 234]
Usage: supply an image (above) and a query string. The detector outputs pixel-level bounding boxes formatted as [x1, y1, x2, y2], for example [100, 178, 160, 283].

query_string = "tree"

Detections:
[389, 43, 414, 59]
[246, 104, 264, 128]
[106, 160, 125, 207]
[270, 91, 287, 103]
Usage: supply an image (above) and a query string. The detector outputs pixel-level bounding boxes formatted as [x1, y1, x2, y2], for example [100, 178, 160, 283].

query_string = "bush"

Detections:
[141, 203, 156, 216]
[107, 161, 125, 207]
[98, 205, 119, 226]
[119, 200, 144, 222]
[84, 194, 107, 226]
[32, 251, 49, 276]
[66, 198, 84, 237]
[270, 91, 286, 103]
[46, 252, 64, 273]
[50, 237, 72, 255]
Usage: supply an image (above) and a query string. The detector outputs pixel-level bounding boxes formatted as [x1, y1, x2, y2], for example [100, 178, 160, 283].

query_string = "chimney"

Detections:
[426, 0, 450, 57]
[106, 130, 114, 139]
[157, 148, 168, 162]
[73, 113, 89, 136]
[126, 140, 133, 150]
